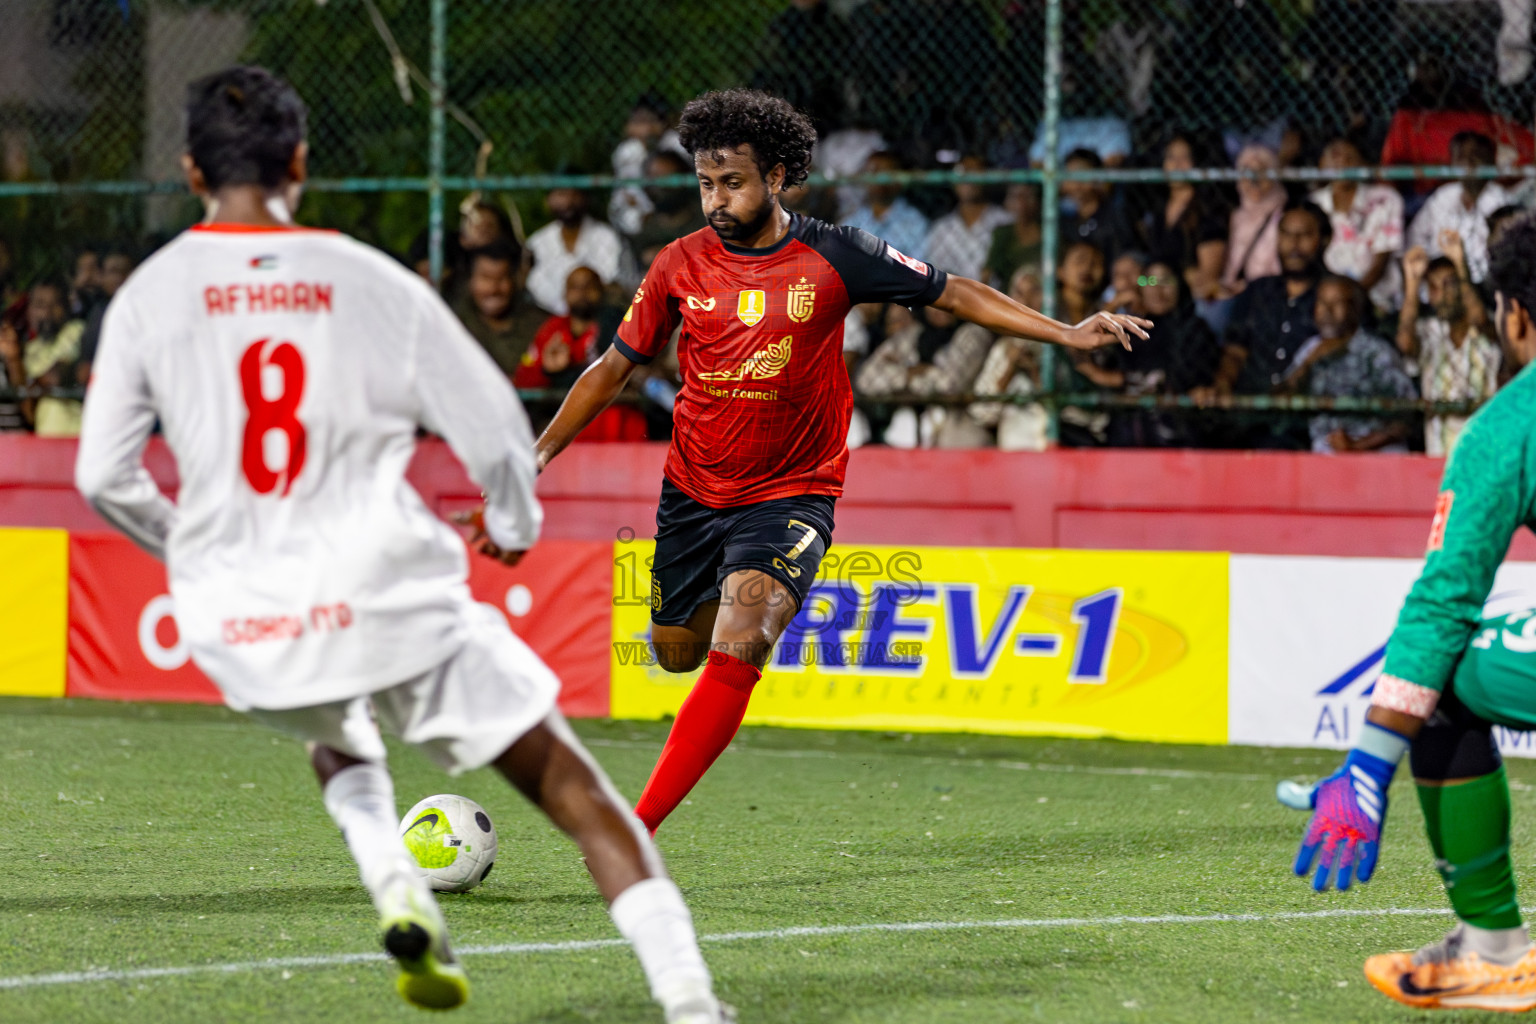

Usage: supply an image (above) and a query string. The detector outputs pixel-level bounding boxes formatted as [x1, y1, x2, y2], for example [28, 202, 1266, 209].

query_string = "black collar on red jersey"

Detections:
[719, 212, 801, 258]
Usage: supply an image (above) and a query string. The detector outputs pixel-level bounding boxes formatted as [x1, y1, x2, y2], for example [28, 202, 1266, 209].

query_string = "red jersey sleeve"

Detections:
[613, 244, 682, 365]
[514, 318, 559, 388]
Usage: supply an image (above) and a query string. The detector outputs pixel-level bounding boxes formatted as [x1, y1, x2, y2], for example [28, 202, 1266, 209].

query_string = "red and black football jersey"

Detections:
[615, 213, 947, 507]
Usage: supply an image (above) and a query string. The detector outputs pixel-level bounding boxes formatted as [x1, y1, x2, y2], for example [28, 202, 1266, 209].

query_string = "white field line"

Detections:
[584, 737, 1273, 782]
[0, 905, 1467, 992]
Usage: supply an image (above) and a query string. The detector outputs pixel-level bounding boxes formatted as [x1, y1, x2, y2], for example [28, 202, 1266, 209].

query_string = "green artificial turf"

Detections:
[0, 696, 1529, 1023]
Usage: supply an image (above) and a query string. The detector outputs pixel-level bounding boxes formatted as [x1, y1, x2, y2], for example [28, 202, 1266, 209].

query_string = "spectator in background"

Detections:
[854, 304, 992, 448]
[1138, 133, 1228, 306]
[1101, 250, 1148, 316]
[1282, 276, 1415, 454]
[1407, 133, 1512, 285]
[1053, 239, 1117, 446]
[925, 155, 1010, 280]
[968, 265, 1050, 451]
[1310, 136, 1403, 316]
[983, 182, 1042, 289]
[609, 94, 686, 235]
[69, 248, 102, 320]
[1398, 247, 1500, 457]
[1488, 204, 1528, 251]
[1220, 143, 1287, 295]
[1380, 54, 1535, 201]
[751, 0, 850, 131]
[1055, 240, 1107, 331]
[815, 119, 887, 222]
[631, 150, 707, 270]
[0, 310, 25, 431]
[1060, 148, 1133, 264]
[0, 236, 16, 311]
[525, 188, 629, 314]
[453, 238, 546, 378]
[841, 150, 929, 260]
[430, 200, 513, 300]
[1109, 259, 1220, 447]
[406, 231, 437, 288]
[1028, 68, 1132, 167]
[99, 248, 133, 299]
[1139, 258, 1220, 395]
[1199, 200, 1331, 447]
[20, 278, 84, 437]
[515, 266, 648, 442]
[515, 266, 603, 392]
[1292, 0, 1402, 141]
[460, 199, 514, 252]
[77, 247, 136, 386]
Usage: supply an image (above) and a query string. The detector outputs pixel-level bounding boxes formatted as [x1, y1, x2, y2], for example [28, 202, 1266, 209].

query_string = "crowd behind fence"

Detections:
[3, 0, 1536, 454]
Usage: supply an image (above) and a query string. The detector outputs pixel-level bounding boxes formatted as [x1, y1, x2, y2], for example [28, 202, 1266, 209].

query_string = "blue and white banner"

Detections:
[1228, 555, 1536, 757]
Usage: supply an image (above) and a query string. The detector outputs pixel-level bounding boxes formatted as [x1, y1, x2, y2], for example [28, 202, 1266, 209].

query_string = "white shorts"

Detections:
[246, 605, 559, 775]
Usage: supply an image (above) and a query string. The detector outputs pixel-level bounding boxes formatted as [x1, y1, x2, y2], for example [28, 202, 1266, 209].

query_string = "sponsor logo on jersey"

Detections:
[697, 335, 792, 382]
[623, 286, 644, 323]
[1427, 490, 1454, 552]
[249, 255, 278, 270]
[886, 244, 929, 276]
[737, 289, 766, 326]
[685, 295, 717, 311]
[787, 278, 815, 322]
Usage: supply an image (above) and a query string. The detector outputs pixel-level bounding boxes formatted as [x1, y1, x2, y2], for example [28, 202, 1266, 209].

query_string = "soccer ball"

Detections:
[399, 794, 498, 893]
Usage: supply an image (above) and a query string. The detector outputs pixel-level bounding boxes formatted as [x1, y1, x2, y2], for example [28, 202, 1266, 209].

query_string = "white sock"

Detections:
[322, 762, 416, 904]
[610, 877, 715, 1016]
[1465, 921, 1532, 966]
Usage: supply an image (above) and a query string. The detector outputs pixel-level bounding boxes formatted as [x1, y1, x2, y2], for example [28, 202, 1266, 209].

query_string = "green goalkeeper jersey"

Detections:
[1383, 361, 1536, 693]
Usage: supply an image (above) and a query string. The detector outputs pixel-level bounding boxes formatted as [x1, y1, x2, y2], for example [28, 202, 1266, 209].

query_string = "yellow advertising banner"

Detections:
[0, 528, 69, 698]
[610, 543, 1229, 744]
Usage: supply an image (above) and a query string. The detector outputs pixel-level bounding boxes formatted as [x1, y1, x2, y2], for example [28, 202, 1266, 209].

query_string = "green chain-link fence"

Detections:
[3, 0, 1533, 450]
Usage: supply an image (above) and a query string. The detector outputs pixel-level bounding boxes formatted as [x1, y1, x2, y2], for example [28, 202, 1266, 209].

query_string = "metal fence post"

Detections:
[428, 0, 447, 288]
[1038, 0, 1062, 440]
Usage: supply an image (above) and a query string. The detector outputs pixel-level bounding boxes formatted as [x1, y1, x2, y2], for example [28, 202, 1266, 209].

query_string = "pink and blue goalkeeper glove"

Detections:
[1280, 721, 1409, 892]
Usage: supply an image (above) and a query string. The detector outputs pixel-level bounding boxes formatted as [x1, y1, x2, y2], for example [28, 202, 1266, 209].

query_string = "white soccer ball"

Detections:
[399, 794, 498, 893]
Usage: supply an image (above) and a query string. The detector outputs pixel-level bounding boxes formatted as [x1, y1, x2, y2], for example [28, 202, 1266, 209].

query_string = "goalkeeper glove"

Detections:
[1281, 720, 1409, 892]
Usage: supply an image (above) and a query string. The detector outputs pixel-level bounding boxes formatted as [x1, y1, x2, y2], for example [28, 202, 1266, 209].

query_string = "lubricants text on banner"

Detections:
[611, 543, 1229, 743]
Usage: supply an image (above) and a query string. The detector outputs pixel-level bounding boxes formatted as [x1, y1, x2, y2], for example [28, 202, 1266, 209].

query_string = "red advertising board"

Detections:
[67, 534, 221, 703]
[66, 533, 613, 716]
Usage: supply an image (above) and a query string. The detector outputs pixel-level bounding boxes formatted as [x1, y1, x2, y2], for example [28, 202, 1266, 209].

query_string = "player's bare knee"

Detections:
[653, 641, 707, 673]
[717, 626, 775, 669]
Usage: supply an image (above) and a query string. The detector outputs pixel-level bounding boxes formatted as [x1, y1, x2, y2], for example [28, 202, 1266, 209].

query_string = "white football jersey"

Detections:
[76, 223, 542, 710]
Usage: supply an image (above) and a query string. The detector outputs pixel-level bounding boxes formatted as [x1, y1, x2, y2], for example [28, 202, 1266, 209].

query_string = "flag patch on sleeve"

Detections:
[886, 245, 928, 275]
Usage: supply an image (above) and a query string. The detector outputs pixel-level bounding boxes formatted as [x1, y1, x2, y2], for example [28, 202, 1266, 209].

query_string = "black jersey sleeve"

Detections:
[805, 221, 949, 306]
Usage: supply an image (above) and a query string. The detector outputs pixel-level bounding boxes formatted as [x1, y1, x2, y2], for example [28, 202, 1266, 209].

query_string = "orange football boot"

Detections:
[1365, 925, 1536, 1012]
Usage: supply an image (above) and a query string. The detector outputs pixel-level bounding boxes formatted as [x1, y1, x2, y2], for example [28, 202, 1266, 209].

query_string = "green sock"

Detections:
[1416, 767, 1523, 930]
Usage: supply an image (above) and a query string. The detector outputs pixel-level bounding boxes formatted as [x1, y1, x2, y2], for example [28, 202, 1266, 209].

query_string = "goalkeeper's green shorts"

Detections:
[1448, 610, 1536, 730]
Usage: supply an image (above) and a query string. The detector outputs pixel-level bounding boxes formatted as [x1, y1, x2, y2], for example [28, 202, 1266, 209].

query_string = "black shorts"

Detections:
[650, 478, 836, 627]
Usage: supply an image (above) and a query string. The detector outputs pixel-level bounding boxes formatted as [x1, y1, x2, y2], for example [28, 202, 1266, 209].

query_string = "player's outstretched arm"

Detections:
[534, 347, 640, 471]
[930, 275, 1151, 351]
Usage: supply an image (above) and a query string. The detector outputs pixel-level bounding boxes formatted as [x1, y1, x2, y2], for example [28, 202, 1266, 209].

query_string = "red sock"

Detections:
[634, 650, 761, 833]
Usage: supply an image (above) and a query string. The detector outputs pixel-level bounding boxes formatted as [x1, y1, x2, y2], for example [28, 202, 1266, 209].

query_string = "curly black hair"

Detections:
[676, 89, 816, 189]
[1489, 209, 1536, 318]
